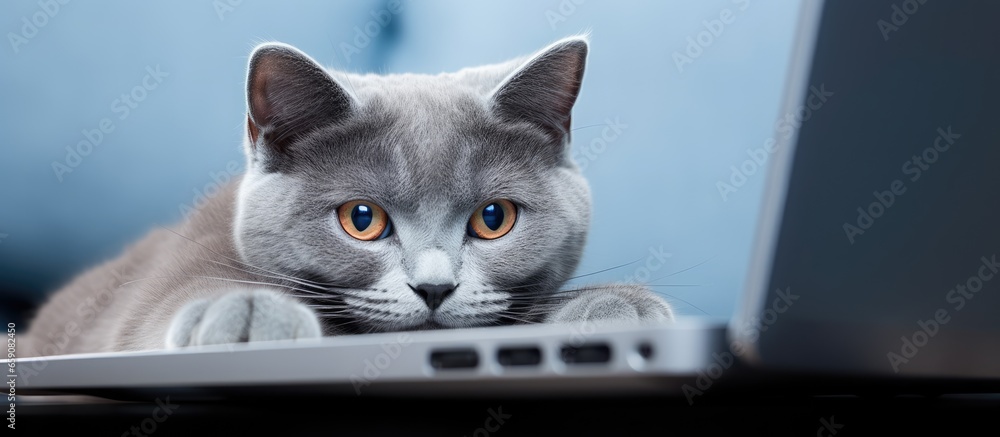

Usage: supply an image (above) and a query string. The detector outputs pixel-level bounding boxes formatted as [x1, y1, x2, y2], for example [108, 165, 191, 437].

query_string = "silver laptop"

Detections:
[8, 0, 1000, 400]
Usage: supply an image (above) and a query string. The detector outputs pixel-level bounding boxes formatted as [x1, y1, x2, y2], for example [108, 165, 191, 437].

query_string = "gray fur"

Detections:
[23, 36, 673, 356]
[545, 284, 675, 323]
[165, 289, 321, 347]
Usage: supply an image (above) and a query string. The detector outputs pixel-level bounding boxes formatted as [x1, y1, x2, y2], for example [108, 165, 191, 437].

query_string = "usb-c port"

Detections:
[497, 347, 542, 366]
[430, 349, 479, 370]
[560, 343, 611, 364]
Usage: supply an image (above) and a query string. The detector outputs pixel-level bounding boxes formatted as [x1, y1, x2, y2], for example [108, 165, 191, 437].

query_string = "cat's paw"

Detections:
[165, 289, 321, 348]
[545, 284, 674, 324]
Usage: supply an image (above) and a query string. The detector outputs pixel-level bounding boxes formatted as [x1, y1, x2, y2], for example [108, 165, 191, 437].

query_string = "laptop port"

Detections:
[560, 343, 612, 364]
[430, 348, 479, 370]
[497, 346, 542, 366]
[637, 342, 654, 360]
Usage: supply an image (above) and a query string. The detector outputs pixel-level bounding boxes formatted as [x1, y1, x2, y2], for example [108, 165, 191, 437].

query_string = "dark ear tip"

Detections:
[551, 37, 589, 59]
[559, 37, 589, 51]
[248, 43, 303, 69]
[246, 43, 312, 102]
[251, 42, 295, 54]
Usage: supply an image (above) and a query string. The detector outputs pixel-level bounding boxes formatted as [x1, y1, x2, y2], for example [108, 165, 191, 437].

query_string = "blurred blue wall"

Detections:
[0, 0, 802, 323]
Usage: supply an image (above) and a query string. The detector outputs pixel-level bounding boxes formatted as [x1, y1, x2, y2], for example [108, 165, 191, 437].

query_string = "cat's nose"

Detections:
[410, 283, 455, 311]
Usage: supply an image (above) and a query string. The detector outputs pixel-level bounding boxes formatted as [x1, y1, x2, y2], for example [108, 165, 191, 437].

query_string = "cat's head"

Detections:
[233, 37, 592, 333]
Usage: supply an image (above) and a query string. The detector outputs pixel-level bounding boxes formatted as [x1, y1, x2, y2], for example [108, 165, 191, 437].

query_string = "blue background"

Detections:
[0, 0, 801, 324]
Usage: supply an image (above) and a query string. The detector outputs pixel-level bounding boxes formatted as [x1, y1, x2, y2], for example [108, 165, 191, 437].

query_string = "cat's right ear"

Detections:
[245, 43, 355, 161]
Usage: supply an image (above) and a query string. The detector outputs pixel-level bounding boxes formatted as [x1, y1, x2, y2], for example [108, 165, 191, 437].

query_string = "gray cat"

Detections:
[23, 36, 673, 357]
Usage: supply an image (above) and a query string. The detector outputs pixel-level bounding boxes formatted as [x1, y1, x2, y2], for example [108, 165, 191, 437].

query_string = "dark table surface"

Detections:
[15, 390, 1000, 436]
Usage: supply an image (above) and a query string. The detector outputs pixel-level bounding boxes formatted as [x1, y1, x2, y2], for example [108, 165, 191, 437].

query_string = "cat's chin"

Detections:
[407, 320, 450, 331]
[373, 318, 491, 333]
[351, 318, 449, 334]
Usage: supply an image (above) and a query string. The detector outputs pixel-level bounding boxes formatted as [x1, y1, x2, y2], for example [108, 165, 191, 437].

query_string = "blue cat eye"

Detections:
[467, 199, 517, 240]
[338, 200, 392, 241]
[481, 203, 503, 230]
[352, 205, 373, 231]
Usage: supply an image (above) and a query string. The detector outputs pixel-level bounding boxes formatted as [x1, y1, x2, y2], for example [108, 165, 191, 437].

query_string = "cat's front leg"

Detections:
[545, 284, 674, 324]
[165, 289, 322, 348]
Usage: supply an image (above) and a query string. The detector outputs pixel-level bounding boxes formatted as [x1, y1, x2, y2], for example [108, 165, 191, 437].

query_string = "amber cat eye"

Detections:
[338, 200, 392, 241]
[467, 199, 517, 240]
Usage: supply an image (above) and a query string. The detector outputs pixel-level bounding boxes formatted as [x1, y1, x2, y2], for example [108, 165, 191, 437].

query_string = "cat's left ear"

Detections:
[245, 43, 355, 161]
[488, 36, 588, 144]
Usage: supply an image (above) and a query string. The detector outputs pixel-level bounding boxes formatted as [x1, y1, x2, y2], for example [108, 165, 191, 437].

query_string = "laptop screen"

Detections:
[747, 0, 1000, 377]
